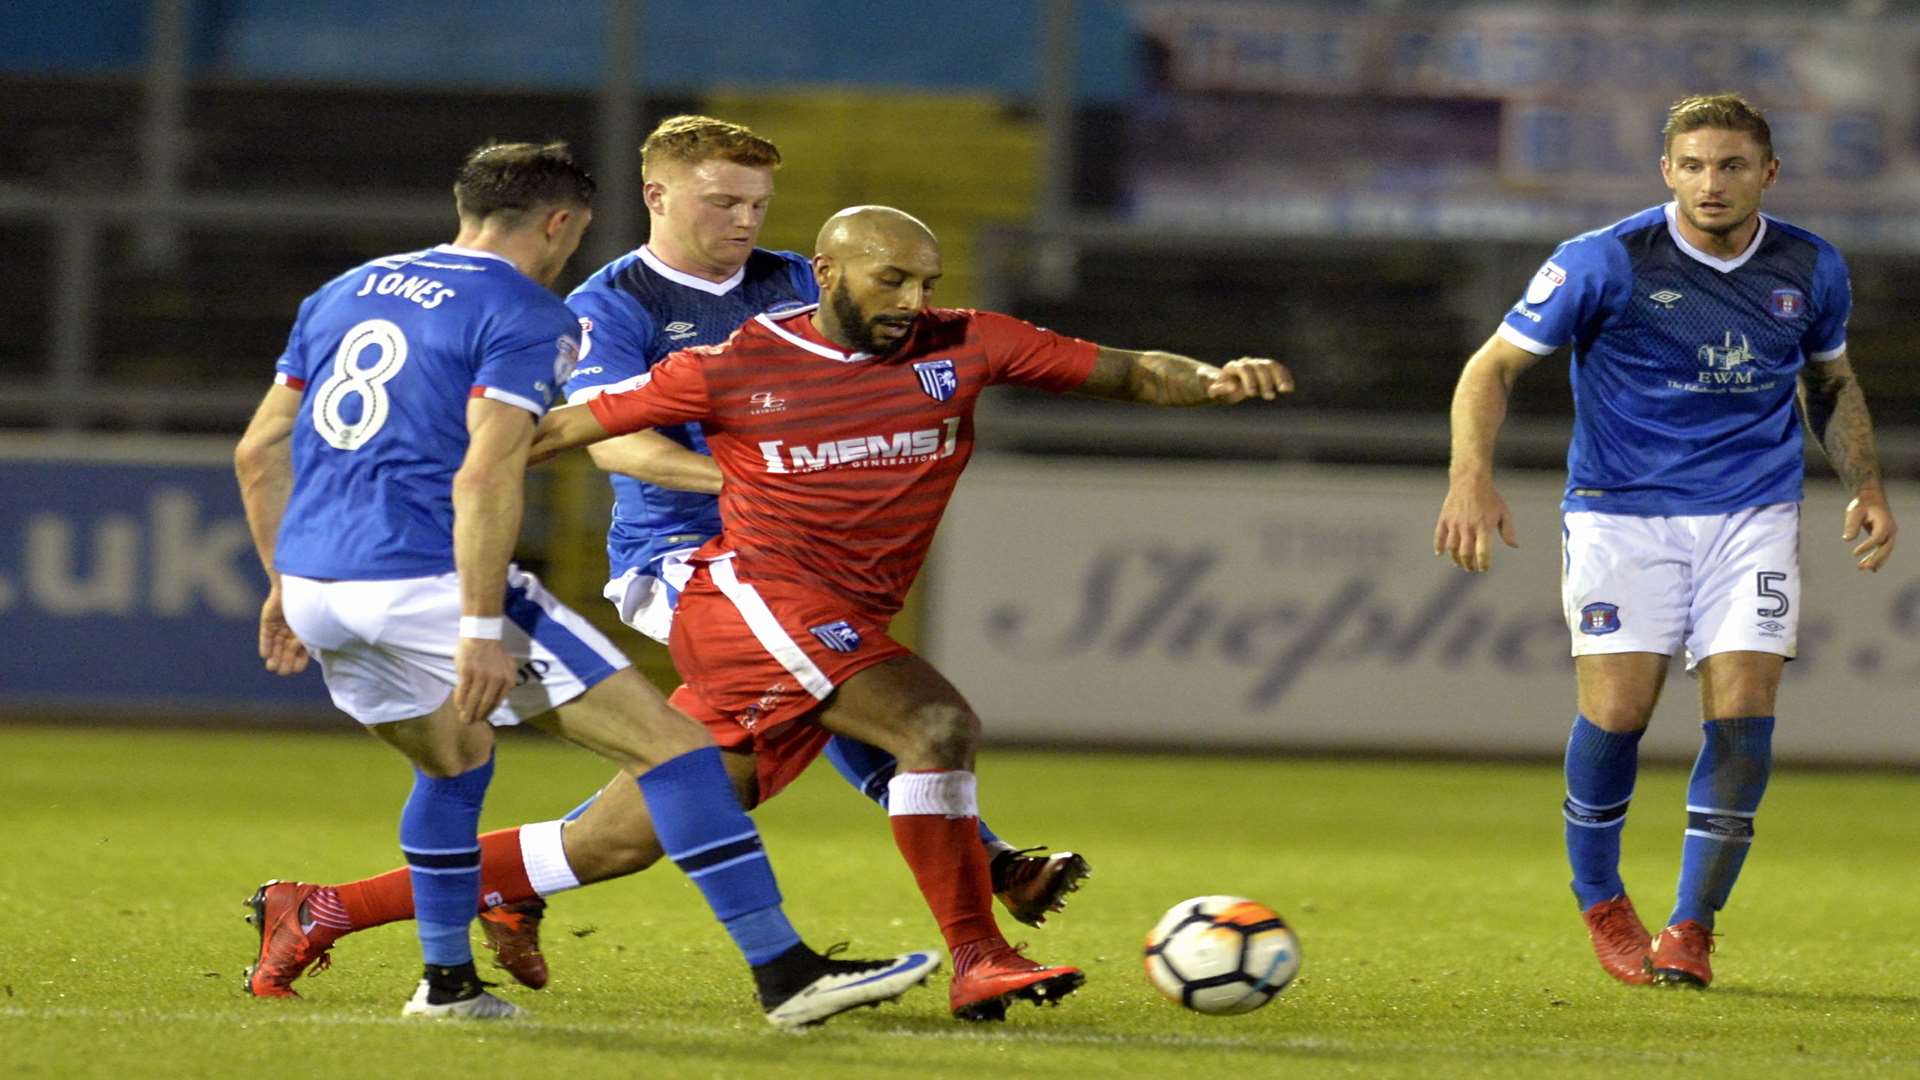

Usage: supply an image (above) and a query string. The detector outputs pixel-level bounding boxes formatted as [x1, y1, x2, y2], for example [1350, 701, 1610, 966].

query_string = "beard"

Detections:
[830, 279, 913, 355]
[1683, 200, 1753, 237]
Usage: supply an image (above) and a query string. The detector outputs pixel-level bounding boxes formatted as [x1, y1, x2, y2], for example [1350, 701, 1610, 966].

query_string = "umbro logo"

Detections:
[1649, 290, 1682, 308]
[1758, 620, 1786, 634]
[665, 320, 697, 340]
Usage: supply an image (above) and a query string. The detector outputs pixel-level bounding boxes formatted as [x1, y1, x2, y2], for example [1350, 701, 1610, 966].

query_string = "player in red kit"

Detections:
[533, 205, 1293, 1019]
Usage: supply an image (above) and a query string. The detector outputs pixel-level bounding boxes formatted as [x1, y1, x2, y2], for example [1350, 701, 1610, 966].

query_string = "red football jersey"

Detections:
[587, 305, 1098, 620]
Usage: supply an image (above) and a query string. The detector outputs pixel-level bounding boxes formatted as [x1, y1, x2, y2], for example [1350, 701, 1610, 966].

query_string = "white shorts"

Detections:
[1561, 503, 1800, 669]
[282, 565, 631, 726]
[603, 546, 700, 645]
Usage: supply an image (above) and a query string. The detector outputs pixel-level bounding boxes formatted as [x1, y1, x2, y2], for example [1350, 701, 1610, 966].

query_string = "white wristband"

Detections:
[459, 615, 504, 640]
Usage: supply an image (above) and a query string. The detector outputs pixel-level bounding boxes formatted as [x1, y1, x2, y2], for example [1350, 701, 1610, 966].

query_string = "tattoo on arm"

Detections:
[1799, 353, 1884, 494]
[1076, 347, 1222, 406]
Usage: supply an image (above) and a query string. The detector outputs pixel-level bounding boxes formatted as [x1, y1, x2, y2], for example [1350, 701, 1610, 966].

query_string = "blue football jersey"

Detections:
[563, 245, 816, 580]
[274, 244, 579, 579]
[1499, 203, 1850, 516]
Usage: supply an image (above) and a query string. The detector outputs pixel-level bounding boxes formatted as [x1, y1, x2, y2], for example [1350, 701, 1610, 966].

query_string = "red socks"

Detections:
[332, 826, 535, 929]
[886, 771, 1001, 954]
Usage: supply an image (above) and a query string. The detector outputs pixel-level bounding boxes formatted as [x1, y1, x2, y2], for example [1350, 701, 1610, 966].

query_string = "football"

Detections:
[1142, 895, 1301, 1015]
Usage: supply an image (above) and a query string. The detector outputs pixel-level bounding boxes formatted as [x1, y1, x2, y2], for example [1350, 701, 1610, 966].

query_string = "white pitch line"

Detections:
[0, 1005, 1311, 1052]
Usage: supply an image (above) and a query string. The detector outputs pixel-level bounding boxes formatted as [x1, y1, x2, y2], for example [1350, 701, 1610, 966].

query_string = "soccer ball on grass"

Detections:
[1142, 895, 1300, 1015]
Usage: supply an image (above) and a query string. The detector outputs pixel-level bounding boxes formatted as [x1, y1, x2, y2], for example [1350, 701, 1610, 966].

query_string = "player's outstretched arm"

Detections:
[234, 384, 311, 676]
[1435, 334, 1541, 573]
[529, 402, 616, 464]
[1800, 352, 1898, 571]
[452, 398, 537, 724]
[1074, 346, 1293, 407]
[587, 430, 723, 494]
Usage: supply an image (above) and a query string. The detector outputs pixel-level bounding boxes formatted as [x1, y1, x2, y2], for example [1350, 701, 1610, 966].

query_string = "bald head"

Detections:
[809, 206, 943, 356]
[815, 205, 938, 260]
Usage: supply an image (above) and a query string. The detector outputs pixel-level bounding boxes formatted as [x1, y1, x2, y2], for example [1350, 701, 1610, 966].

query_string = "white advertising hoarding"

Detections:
[924, 459, 1917, 764]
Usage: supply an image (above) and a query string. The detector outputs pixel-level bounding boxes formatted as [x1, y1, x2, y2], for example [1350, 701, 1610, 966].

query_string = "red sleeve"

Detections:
[585, 347, 712, 434]
[974, 311, 1099, 392]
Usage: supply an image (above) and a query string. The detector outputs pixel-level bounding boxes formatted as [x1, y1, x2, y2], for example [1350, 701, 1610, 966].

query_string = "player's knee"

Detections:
[1582, 701, 1655, 733]
[901, 701, 980, 767]
[410, 738, 492, 778]
[1705, 686, 1777, 721]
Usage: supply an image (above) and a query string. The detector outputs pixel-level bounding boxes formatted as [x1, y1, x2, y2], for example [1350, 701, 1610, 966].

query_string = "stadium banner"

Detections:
[1124, 3, 1920, 250]
[924, 459, 1919, 764]
[0, 437, 332, 715]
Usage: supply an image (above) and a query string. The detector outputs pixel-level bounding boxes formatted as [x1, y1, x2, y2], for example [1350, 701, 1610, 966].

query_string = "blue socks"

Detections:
[823, 735, 1006, 851]
[400, 754, 495, 967]
[1563, 715, 1643, 910]
[1562, 712, 1775, 928]
[637, 746, 799, 966]
[1670, 716, 1773, 928]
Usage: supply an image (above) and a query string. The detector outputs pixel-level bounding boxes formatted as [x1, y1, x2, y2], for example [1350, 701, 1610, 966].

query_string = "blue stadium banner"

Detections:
[0, 438, 332, 714]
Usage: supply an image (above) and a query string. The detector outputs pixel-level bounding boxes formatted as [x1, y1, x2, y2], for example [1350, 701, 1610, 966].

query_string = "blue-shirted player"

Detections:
[1435, 95, 1898, 990]
[239, 118, 1087, 1005]
[233, 140, 935, 1025]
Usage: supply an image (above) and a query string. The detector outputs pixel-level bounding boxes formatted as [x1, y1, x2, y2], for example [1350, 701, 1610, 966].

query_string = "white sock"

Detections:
[886, 770, 978, 818]
[519, 819, 582, 896]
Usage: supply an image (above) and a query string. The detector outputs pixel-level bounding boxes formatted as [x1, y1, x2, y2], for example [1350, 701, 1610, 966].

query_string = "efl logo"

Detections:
[553, 334, 580, 386]
[1770, 287, 1805, 319]
[1524, 260, 1567, 304]
[1579, 602, 1621, 636]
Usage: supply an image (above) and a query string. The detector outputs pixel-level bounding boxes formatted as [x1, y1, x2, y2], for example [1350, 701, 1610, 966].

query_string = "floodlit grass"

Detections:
[2, 727, 1916, 1078]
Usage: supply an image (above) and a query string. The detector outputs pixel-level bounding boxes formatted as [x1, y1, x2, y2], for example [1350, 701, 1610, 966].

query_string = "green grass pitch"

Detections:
[2, 727, 1916, 1078]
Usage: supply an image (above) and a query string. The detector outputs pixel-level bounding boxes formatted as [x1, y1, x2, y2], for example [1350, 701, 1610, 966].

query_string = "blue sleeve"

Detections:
[1497, 235, 1621, 356]
[778, 251, 821, 303]
[564, 284, 659, 402]
[1803, 244, 1851, 361]
[474, 297, 579, 417]
[273, 292, 319, 384]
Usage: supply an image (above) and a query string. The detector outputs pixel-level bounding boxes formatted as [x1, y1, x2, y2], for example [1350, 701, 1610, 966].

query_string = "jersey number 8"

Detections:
[313, 318, 409, 451]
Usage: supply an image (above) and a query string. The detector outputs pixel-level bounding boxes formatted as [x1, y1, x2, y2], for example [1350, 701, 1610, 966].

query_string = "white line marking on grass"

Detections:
[0, 1005, 1308, 1052]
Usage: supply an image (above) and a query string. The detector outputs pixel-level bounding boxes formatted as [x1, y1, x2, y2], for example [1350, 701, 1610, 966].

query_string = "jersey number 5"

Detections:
[313, 318, 409, 451]
[1756, 571, 1790, 618]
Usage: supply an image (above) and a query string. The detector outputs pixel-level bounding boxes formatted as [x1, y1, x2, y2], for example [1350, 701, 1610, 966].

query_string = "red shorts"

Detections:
[667, 556, 908, 801]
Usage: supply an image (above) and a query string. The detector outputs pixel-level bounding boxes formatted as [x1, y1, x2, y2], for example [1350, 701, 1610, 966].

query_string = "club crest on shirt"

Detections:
[1579, 602, 1621, 636]
[810, 620, 863, 653]
[1769, 287, 1805, 319]
[914, 358, 959, 402]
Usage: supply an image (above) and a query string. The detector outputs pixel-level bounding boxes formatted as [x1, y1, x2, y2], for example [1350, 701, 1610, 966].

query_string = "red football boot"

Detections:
[478, 898, 550, 990]
[1580, 895, 1653, 986]
[991, 849, 1092, 928]
[948, 940, 1085, 1021]
[1649, 920, 1715, 988]
[243, 880, 339, 998]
